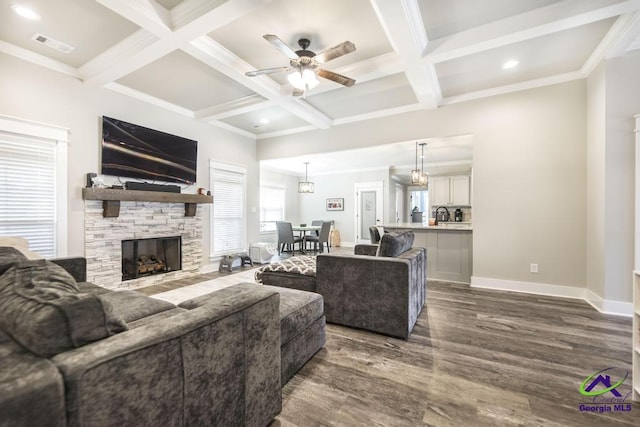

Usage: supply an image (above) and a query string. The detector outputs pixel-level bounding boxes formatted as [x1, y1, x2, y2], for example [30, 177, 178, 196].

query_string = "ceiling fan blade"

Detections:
[314, 41, 356, 64]
[292, 88, 304, 97]
[317, 69, 356, 87]
[263, 34, 299, 59]
[245, 66, 291, 77]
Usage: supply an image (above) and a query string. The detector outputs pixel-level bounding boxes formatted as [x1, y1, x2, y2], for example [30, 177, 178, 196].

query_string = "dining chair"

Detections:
[305, 221, 331, 253]
[306, 220, 323, 249]
[369, 226, 381, 244]
[276, 221, 304, 255]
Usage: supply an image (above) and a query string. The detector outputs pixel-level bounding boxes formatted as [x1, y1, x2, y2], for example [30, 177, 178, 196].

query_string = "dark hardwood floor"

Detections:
[272, 281, 637, 426]
[139, 251, 637, 426]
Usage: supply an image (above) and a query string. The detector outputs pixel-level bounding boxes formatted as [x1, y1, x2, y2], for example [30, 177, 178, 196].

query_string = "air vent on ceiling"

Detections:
[31, 33, 75, 53]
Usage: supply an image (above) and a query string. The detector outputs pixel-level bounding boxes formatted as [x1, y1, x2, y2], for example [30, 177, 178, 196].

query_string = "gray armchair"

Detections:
[315, 231, 426, 339]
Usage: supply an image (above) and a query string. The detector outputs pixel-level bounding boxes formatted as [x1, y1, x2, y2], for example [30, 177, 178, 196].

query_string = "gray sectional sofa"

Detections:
[0, 246, 325, 427]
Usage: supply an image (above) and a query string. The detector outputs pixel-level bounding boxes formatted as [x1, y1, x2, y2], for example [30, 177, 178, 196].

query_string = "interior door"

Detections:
[354, 182, 384, 244]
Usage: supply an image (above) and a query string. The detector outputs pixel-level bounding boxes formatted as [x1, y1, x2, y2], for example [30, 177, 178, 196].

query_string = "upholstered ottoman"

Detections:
[180, 282, 325, 385]
[254, 256, 317, 292]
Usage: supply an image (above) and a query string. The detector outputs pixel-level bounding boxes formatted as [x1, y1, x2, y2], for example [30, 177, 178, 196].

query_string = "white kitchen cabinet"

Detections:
[430, 175, 470, 206]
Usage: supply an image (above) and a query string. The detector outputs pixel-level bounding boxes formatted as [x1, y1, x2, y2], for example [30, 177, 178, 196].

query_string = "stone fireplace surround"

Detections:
[84, 200, 203, 290]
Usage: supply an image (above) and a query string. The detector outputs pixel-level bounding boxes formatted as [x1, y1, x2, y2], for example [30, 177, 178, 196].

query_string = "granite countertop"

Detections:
[383, 222, 473, 231]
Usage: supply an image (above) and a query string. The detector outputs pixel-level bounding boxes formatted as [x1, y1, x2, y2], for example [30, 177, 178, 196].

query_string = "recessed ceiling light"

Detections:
[260, 118, 269, 124]
[11, 4, 40, 20]
[502, 59, 519, 70]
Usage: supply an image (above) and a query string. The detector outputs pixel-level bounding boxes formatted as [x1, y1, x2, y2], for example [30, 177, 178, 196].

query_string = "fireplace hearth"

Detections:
[122, 236, 181, 281]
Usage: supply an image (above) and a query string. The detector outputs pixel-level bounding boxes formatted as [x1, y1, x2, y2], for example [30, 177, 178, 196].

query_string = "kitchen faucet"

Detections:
[434, 206, 450, 225]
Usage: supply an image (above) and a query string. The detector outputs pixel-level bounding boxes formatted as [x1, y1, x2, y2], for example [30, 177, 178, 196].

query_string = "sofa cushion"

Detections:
[0, 260, 127, 357]
[376, 231, 415, 257]
[99, 290, 177, 324]
[260, 284, 324, 345]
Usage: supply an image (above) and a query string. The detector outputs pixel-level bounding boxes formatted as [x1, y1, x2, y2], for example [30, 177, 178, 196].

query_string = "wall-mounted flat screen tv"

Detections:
[101, 116, 197, 185]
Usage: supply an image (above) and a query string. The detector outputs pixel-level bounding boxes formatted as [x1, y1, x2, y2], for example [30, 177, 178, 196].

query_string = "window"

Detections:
[260, 186, 285, 232]
[0, 116, 68, 257]
[209, 161, 246, 257]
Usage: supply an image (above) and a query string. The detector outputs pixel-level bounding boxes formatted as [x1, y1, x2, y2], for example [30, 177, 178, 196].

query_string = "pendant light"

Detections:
[410, 141, 421, 184]
[418, 142, 428, 187]
[298, 162, 314, 193]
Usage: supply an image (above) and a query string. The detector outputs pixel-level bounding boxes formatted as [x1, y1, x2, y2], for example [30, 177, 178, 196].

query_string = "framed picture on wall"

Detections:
[326, 198, 344, 211]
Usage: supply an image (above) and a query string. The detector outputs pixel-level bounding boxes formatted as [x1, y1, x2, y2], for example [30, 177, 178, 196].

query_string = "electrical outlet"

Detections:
[530, 263, 539, 273]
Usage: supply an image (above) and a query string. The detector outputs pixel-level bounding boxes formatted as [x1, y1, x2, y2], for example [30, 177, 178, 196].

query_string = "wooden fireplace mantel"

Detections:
[82, 188, 213, 218]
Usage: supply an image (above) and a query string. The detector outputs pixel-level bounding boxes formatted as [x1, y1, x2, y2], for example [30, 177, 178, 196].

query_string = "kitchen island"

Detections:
[383, 223, 472, 284]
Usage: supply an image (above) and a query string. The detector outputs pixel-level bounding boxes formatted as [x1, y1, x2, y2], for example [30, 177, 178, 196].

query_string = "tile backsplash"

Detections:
[431, 206, 472, 222]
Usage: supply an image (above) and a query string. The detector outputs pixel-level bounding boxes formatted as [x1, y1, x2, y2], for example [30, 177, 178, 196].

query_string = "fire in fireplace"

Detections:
[121, 236, 182, 281]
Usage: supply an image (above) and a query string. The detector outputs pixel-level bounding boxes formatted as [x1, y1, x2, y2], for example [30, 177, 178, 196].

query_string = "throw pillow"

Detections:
[0, 237, 42, 260]
[0, 260, 127, 357]
[376, 231, 415, 257]
[0, 247, 28, 275]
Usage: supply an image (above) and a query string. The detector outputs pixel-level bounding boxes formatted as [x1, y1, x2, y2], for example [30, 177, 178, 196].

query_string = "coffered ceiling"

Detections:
[1, 0, 640, 143]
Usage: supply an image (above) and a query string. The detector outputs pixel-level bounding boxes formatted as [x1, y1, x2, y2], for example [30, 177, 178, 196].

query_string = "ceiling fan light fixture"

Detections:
[302, 68, 319, 89]
[287, 69, 304, 89]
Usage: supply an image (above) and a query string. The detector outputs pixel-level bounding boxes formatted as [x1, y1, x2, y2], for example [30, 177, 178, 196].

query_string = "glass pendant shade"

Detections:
[298, 162, 314, 193]
[418, 172, 428, 187]
[298, 181, 314, 193]
[411, 169, 422, 184]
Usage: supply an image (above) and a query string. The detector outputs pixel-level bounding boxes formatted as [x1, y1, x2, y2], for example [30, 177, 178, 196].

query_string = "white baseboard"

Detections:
[200, 262, 218, 274]
[583, 289, 633, 317]
[471, 276, 632, 317]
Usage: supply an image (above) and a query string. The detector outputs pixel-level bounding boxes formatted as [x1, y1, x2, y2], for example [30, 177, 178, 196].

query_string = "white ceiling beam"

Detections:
[96, 0, 173, 36]
[604, 11, 640, 57]
[104, 82, 194, 117]
[194, 95, 272, 120]
[439, 71, 584, 106]
[0, 40, 81, 79]
[79, 0, 269, 86]
[184, 36, 333, 129]
[584, 12, 640, 73]
[207, 119, 257, 139]
[370, 0, 441, 109]
[425, 0, 640, 64]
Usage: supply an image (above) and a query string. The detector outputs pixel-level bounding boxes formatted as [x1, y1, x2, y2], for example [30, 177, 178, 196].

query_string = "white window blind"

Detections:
[210, 163, 246, 256]
[0, 133, 57, 257]
[260, 186, 285, 232]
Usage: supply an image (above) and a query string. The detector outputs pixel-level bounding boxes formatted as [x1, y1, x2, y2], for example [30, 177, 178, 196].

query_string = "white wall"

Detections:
[259, 80, 588, 290]
[586, 61, 606, 298]
[0, 53, 258, 260]
[602, 50, 640, 302]
[297, 169, 390, 244]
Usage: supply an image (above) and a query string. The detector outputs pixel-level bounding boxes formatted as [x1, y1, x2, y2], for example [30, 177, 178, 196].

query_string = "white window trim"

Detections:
[209, 160, 247, 258]
[0, 115, 68, 256]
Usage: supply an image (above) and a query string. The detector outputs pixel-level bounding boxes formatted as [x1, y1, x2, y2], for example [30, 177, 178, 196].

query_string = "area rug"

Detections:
[151, 269, 258, 305]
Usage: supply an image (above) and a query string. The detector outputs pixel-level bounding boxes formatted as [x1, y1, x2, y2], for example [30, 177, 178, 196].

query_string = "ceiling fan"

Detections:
[245, 34, 356, 96]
